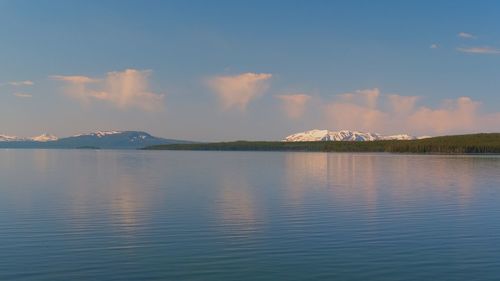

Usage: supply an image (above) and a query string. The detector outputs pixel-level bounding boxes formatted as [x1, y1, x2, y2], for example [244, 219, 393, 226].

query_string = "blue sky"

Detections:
[1, 0, 500, 141]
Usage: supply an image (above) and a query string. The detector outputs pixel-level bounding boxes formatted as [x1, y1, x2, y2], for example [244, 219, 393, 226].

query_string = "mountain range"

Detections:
[284, 129, 425, 142]
[0, 131, 189, 149]
[0, 129, 430, 149]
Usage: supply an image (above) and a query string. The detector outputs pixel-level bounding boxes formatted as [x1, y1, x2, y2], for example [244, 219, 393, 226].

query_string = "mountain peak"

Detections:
[0, 134, 24, 142]
[284, 129, 416, 142]
[0, 130, 188, 149]
[72, 131, 123, 138]
[30, 134, 58, 142]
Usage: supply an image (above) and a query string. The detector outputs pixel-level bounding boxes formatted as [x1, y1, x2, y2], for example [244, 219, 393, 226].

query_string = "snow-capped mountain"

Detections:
[1, 133, 58, 142]
[72, 131, 121, 138]
[0, 134, 25, 142]
[56, 131, 184, 149]
[30, 134, 59, 142]
[284, 129, 416, 142]
[0, 131, 190, 149]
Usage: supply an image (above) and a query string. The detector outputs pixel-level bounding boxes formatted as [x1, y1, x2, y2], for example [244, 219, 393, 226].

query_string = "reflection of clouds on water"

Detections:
[283, 153, 485, 210]
[284, 152, 328, 204]
[33, 150, 50, 172]
[214, 170, 260, 236]
[284, 153, 378, 209]
[220, 178, 256, 224]
[371, 155, 477, 206]
[108, 175, 146, 230]
[394, 156, 475, 206]
[66, 151, 158, 237]
[439, 157, 475, 203]
[334, 154, 378, 210]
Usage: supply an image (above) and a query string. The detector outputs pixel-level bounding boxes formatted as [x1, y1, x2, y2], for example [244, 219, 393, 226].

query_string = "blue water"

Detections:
[1, 150, 500, 280]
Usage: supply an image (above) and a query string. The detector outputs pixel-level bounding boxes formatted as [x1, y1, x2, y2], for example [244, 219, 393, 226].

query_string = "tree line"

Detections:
[145, 133, 500, 154]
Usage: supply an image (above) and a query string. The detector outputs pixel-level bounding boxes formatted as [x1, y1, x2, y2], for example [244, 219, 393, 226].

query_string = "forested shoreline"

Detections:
[145, 133, 500, 154]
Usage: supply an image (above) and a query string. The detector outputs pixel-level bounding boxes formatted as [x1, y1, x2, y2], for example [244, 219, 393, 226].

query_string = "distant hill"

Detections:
[0, 131, 190, 149]
[145, 133, 500, 154]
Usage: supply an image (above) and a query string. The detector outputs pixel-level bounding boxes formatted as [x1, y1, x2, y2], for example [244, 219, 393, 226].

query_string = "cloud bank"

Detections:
[276, 94, 311, 119]
[324, 88, 500, 136]
[207, 72, 272, 111]
[52, 69, 164, 111]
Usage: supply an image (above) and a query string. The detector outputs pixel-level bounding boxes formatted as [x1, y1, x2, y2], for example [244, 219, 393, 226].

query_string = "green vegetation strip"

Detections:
[144, 133, 500, 154]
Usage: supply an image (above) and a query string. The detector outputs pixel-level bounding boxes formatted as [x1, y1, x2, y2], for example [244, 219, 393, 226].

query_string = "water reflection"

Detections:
[108, 175, 146, 231]
[33, 150, 50, 172]
[2, 150, 500, 280]
[283, 152, 329, 204]
[284, 153, 379, 210]
[215, 170, 260, 236]
[283, 153, 483, 210]
[48, 151, 160, 237]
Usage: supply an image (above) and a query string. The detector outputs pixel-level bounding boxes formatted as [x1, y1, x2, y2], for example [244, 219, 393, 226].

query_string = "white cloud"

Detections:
[387, 94, 419, 115]
[0, 80, 34, 87]
[51, 75, 100, 84]
[207, 72, 272, 111]
[407, 97, 482, 134]
[95, 69, 164, 111]
[324, 88, 500, 135]
[9, 80, 34, 86]
[458, 32, 475, 39]
[51, 75, 100, 104]
[51, 69, 165, 111]
[457, 46, 500, 55]
[276, 94, 311, 119]
[430, 44, 439, 49]
[338, 88, 380, 109]
[13, 93, 33, 98]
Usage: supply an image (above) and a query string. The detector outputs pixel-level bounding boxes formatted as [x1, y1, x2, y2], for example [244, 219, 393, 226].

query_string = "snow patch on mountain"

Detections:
[30, 134, 59, 142]
[284, 129, 417, 142]
[381, 134, 416, 141]
[0, 135, 24, 142]
[1, 133, 58, 142]
[73, 131, 122, 138]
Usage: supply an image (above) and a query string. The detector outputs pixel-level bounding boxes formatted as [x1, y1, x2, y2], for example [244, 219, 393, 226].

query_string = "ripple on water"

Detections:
[1, 151, 500, 280]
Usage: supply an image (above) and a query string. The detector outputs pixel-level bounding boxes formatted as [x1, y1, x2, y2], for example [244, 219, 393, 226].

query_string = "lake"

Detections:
[1, 150, 500, 280]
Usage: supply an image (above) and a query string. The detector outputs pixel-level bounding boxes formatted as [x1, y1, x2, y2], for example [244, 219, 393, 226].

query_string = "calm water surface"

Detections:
[1, 150, 500, 280]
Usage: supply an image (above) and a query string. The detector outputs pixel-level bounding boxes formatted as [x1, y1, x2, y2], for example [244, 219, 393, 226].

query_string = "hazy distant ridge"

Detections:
[0, 131, 189, 149]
